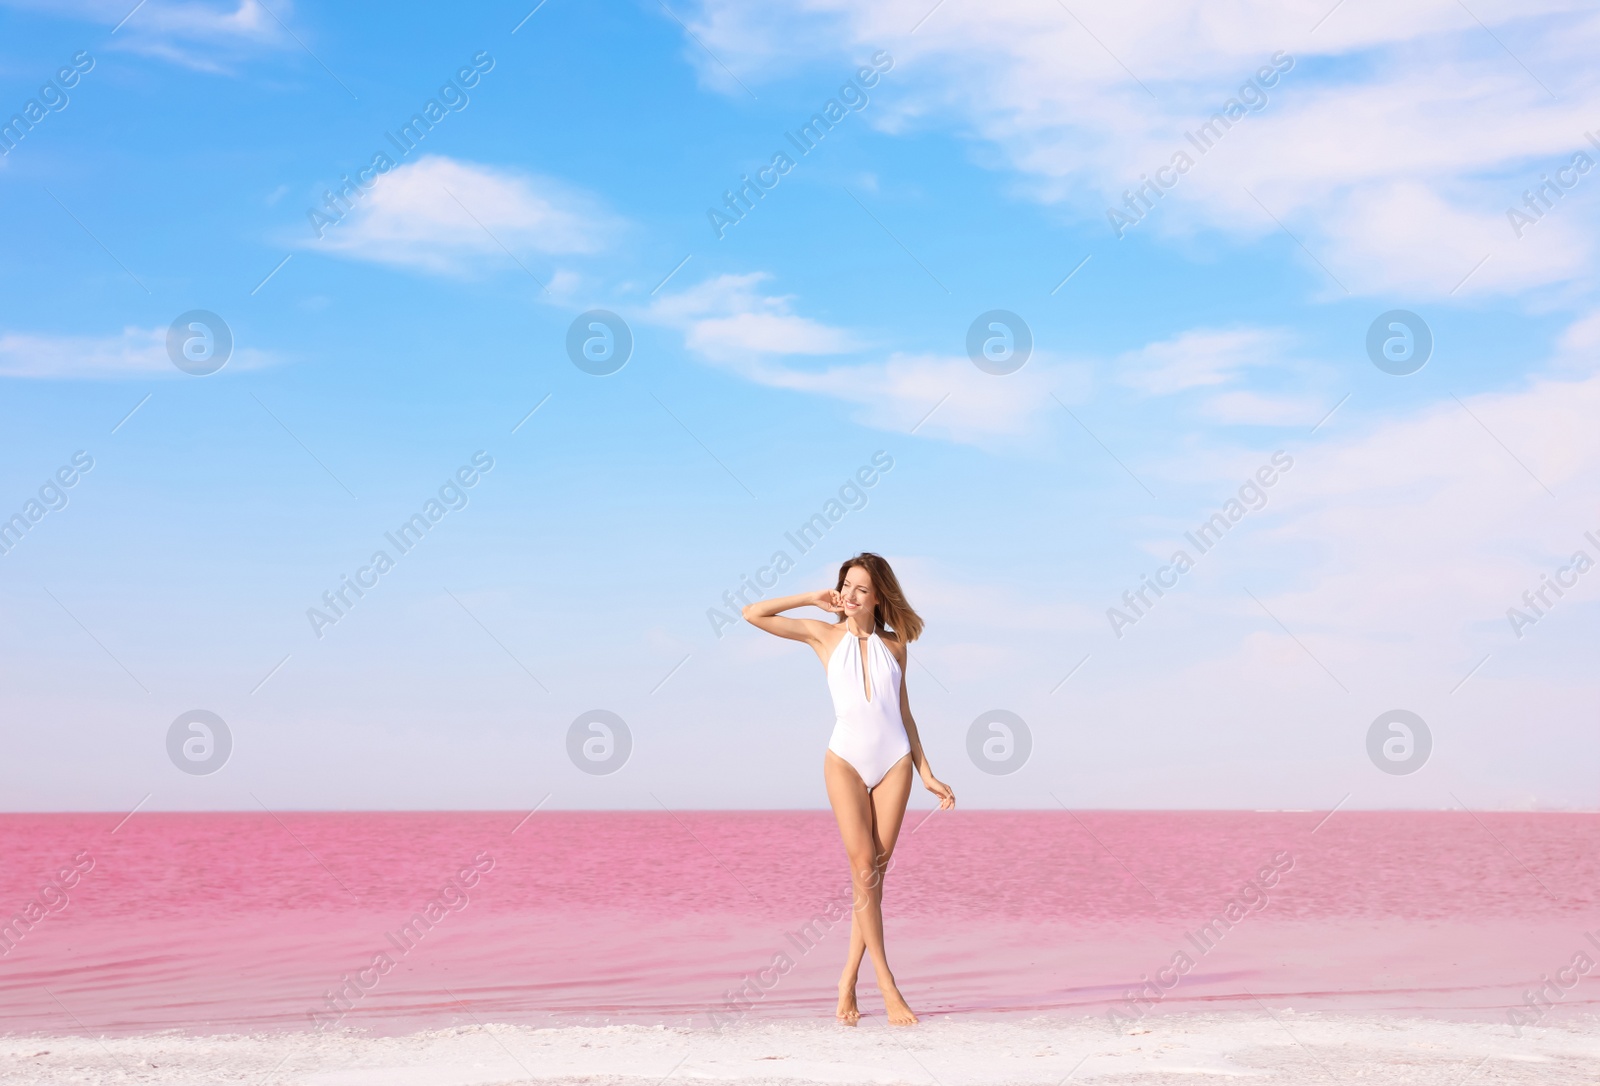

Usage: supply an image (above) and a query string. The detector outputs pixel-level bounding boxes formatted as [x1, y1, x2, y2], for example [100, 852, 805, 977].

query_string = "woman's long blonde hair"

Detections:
[835, 552, 924, 643]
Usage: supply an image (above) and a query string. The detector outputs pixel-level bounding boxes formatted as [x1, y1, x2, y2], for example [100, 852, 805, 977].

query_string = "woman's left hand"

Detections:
[922, 775, 955, 809]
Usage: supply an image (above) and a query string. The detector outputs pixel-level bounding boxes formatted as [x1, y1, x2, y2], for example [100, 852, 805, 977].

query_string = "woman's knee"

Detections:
[846, 852, 878, 884]
[861, 854, 890, 888]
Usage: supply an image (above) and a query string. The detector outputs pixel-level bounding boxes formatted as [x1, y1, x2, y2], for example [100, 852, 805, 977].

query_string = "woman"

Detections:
[742, 552, 955, 1025]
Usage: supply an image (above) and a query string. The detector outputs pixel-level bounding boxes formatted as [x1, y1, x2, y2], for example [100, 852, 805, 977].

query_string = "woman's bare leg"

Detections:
[842, 904, 866, 1013]
[825, 751, 917, 1024]
[836, 811, 881, 1020]
[867, 755, 915, 1023]
[824, 752, 871, 1024]
[839, 757, 911, 1011]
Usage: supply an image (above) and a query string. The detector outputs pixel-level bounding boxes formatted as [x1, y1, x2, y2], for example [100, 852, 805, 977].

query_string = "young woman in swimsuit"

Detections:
[743, 552, 956, 1025]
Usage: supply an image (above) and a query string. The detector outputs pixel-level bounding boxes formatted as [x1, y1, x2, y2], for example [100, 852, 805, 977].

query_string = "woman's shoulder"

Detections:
[878, 629, 908, 661]
[814, 621, 852, 653]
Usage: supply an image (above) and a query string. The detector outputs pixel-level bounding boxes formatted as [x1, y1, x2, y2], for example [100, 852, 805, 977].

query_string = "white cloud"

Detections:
[7, 0, 292, 74]
[308, 156, 615, 277]
[10, 0, 278, 34]
[646, 273, 857, 361]
[1221, 356, 1600, 710]
[1200, 389, 1324, 426]
[646, 273, 1086, 444]
[744, 350, 1077, 444]
[650, 278, 1339, 440]
[1114, 327, 1289, 395]
[0, 326, 273, 379]
[133, 0, 275, 37]
[1118, 309, 1600, 679]
[684, 0, 1600, 299]
[868, 312, 1600, 807]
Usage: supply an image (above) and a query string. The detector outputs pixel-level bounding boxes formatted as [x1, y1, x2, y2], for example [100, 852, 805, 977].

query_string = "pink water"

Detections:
[1, 810, 1597, 1036]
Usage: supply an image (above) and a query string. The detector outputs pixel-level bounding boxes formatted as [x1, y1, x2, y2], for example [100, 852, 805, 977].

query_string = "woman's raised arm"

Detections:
[742, 589, 840, 646]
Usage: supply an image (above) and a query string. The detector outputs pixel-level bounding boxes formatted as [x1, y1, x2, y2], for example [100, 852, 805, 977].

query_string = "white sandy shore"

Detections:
[4, 1012, 1598, 1085]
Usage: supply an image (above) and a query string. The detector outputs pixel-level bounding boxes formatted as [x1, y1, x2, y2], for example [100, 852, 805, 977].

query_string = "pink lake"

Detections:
[1, 810, 1597, 1036]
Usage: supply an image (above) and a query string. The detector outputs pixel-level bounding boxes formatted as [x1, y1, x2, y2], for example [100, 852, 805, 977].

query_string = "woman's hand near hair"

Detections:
[809, 588, 844, 615]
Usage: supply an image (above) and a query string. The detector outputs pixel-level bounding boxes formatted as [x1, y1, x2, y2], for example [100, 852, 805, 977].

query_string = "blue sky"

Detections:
[1, 0, 1597, 811]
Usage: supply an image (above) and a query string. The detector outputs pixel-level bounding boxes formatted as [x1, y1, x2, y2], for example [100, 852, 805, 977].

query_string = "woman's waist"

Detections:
[829, 710, 908, 733]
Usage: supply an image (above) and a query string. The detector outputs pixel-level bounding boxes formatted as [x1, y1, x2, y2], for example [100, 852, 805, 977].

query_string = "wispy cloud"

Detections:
[1236, 352, 1600, 672]
[0, 326, 274, 378]
[646, 273, 1085, 445]
[1114, 327, 1290, 396]
[1199, 389, 1324, 427]
[9, 0, 292, 74]
[687, 0, 1600, 298]
[305, 156, 616, 278]
[127, 0, 275, 37]
[739, 350, 1080, 445]
[646, 272, 858, 361]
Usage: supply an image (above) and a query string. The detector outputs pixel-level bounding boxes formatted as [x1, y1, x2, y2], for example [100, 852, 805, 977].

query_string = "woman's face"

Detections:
[839, 566, 877, 621]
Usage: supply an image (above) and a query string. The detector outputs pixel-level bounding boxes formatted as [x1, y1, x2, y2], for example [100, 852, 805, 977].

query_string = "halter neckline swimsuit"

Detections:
[825, 628, 912, 789]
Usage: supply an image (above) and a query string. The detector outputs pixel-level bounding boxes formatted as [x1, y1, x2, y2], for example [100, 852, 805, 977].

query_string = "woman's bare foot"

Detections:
[836, 980, 861, 1025]
[880, 983, 918, 1025]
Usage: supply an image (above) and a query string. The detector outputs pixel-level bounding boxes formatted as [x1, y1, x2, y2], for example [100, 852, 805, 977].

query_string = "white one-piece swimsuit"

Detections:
[826, 629, 911, 789]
